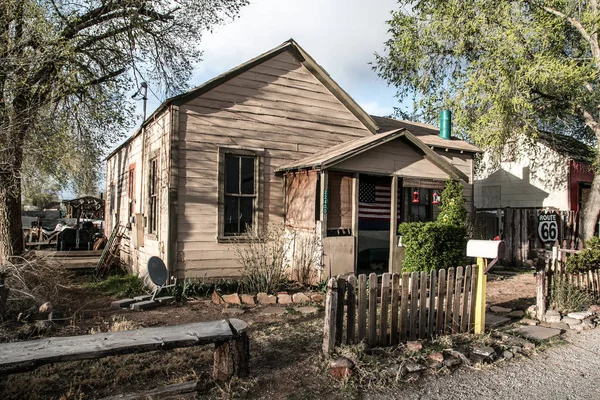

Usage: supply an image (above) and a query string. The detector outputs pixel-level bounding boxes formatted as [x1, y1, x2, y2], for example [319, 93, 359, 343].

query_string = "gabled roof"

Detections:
[276, 128, 470, 182]
[106, 39, 378, 160]
[372, 116, 481, 154]
[536, 131, 594, 163]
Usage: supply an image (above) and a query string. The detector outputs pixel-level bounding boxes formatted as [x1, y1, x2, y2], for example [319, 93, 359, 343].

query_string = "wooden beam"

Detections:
[352, 173, 359, 272]
[389, 175, 398, 273]
[320, 170, 329, 237]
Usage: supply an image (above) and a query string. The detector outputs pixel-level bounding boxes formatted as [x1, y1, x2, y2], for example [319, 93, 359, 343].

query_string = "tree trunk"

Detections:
[581, 171, 600, 242]
[0, 170, 23, 265]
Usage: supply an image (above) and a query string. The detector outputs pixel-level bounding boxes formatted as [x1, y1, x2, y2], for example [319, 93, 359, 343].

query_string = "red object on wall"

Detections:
[412, 189, 420, 203]
[569, 160, 594, 211]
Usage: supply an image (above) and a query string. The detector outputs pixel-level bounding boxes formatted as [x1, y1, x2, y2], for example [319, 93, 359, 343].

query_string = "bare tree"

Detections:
[0, 0, 248, 263]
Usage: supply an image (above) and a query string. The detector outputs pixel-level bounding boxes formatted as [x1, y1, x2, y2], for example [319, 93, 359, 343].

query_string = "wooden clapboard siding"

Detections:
[177, 50, 372, 276]
[334, 138, 450, 179]
[105, 107, 173, 278]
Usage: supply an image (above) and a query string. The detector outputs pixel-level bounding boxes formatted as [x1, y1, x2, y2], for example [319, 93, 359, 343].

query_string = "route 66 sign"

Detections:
[538, 211, 559, 243]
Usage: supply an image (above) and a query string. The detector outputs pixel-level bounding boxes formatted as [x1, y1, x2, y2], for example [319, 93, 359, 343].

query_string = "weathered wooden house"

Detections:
[474, 132, 595, 261]
[105, 39, 480, 281]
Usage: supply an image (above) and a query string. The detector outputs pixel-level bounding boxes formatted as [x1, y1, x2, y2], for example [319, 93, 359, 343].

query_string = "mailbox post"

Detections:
[466, 240, 505, 334]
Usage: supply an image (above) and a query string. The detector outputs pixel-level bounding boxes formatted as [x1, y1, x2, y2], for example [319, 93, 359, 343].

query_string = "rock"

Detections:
[561, 316, 582, 326]
[130, 300, 160, 311]
[257, 293, 277, 305]
[38, 302, 52, 313]
[507, 310, 525, 318]
[486, 313, 512, 328]
[402, 361, 426, 374]
[443, 357, 462, 368]
[512, 325, 562, 341]
[520, 318, 539, 326]
[470, 346, 496, 363]
[295, 306, 319, 315]
[330, 357, 354, 379]
[292, 293, 310, 303]
[527, 305, 537, 315]
[222, 308, 245, 315]
[502, 350, 514, 360]
[261, 306, 285, 315]
[499, 333, 535, 350]
[429, 352, 444, 363]
[588, 304, 600, 314]
[211, 291, 225, 305]
[222, 294, 241, 305]
[310, 293, 325, 303]
[406, 341, 423, 352]
[278, 294, 293, 305]
[546, 322, 570, 331]
[580, 319, 595, 329]
[241, 294, 255, 305]
[490, 306, 512, 313]
[567, 311, 593, 320]
[544, 310, 562, 323]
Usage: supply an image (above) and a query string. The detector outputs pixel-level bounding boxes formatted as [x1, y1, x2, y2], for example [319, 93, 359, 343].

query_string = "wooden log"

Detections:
[347, 275, 357, 344]
[214, 330, 250, 381]
[399, 272, 409, 342]
[461, 266, 472, 333]
[536, 269, 546, 321]
[452, 266, 463, 333]
[379, 273, 391, 345]
[390, 273, 400, 345]
[469, 266, 478, 332]
[336, 277, 346, 345]
[428, 270, 437, 336]
[322, 278, 338, 354]
[445, 267, 455, 334]
[418, 271, 427, 339]
[357, 274, 367, 341]
[368, 273, 378, 347]
[409, 271, 419, 340]
[436, 268, 446, 335]
[0, 320, 240, 376]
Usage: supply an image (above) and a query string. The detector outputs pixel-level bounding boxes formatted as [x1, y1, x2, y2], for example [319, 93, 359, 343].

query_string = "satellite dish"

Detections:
[147, 256, 168, 286]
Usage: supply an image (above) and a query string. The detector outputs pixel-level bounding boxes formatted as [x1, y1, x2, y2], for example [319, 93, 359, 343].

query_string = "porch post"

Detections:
[389, 175, 398, 273]
[320, 171, 328, 237]
[351, 173, 359, 272]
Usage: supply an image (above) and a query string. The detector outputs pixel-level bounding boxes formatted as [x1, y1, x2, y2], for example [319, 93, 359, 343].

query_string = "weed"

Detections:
[88, 274, 146, 298]
[166, 278, 241, 300]
[550, 279, 594, 314]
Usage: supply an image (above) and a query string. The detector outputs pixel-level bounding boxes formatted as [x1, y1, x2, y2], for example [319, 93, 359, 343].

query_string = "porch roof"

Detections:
[276, 128, 470, 182]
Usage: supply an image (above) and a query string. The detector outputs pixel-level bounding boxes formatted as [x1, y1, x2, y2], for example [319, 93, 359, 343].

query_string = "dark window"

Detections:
[128, 164, 135, 220]
[224, 154, 256, 235]
[109, 182, 115, 212]
[402, 187, 439, 223]
[149, 158, 158, 234]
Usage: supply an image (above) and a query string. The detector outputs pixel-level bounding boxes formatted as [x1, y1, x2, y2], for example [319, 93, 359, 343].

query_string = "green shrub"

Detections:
[89, 274, 146, 298]
[166, 278, 240, 300]
[550, 279, 594, 314]
[566, 237, 600, 273]
[437, 180, 467, 227]
[399, 222, 467, 272]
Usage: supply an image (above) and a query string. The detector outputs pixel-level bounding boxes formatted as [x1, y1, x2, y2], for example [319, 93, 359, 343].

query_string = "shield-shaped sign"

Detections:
[538, 211, 559, 243]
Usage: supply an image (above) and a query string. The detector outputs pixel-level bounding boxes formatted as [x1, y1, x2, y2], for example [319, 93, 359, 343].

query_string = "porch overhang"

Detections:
[276, 128, 470, 183]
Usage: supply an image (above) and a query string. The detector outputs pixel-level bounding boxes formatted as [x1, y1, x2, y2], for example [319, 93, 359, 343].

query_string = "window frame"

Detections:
[128, 163, 136, 223]
[217, 146, 264, 242]
[148, 155, 159, 237]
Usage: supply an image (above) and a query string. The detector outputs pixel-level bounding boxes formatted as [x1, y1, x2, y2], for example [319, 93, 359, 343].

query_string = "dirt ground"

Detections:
[0, 268, 539, 400]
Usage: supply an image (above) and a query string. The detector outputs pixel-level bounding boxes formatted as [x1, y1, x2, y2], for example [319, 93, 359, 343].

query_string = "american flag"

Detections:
[358, 182, 399, 221]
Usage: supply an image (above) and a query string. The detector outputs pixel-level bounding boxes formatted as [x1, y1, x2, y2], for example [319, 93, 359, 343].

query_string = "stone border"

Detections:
[212, 291, 325, 307]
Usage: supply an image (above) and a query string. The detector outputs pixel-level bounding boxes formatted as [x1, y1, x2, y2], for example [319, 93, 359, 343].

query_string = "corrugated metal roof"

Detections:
[276, 128, 470, 182]
[372, 116, 481, 153]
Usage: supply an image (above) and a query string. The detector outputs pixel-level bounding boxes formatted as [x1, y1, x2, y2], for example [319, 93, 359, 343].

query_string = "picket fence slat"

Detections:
[469, 265, 478, 332]
[347, 275, 356, 344]
[368, 273, 377, 346]
[409, 272, 419, 340]
[391, 274, 400, 345]
[380, 273, 390, 345]
[436, 269, 446, 335]
[323, 266, 479, 353]
[358, 274, 367, 341]
[399, 273, 409, 342]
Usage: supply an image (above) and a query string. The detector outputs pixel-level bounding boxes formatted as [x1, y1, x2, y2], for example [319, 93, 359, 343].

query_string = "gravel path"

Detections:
[368, 328, 600, 400]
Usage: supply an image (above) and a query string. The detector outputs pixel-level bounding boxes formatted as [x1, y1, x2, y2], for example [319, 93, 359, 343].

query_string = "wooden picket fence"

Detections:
[535, 243, 599, 320]
[323, 266, 479, 353]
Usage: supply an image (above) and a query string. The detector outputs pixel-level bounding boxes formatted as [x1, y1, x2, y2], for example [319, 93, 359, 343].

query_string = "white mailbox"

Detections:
[466, 240, 505, 260]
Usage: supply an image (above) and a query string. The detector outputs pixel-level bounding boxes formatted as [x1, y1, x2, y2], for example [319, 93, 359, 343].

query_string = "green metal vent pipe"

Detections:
[439, 110, 451, 140]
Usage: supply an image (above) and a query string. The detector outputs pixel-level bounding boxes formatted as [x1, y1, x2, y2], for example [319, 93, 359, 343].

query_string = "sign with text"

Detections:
[538, 211, 559, 243]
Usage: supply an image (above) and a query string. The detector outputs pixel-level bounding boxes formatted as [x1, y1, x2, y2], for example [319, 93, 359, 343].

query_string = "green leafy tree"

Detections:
[437, 179, 466, 226]
[376, 0, 600, 239]
[0, 0, 248, 263]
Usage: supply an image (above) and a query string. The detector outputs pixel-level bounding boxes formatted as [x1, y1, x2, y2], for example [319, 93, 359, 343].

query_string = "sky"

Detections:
[122, 0, 404, 145]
